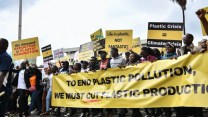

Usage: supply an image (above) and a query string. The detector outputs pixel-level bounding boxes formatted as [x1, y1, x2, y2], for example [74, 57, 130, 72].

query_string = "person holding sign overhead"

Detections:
[196, 9, 208, 36]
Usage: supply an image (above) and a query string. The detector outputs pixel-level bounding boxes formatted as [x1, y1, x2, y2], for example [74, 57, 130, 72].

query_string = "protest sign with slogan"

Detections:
[79, 42, 94, 61]
[147, 22, 183, 48]
[52, 52, 208, 108]
[93, 38, 105, 52]
[11, 37, 40, 60]
[132, 37, 141, 53]
[54, 48, 64, 60]
[41, 44, 53, 62]
[201, 7, 208, 36]
[90, 28, 103, 42]
[105, 30, 132, 52]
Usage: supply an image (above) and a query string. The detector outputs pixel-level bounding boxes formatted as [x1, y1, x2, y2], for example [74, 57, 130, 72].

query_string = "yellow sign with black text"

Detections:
[52, 52, 208, 108]
[41, 44, 53, 62]
[132, 37, 141, 54]
[147, 22, 183, 48]
[105, 30, 132, 52]
[91, 28, 103, 42]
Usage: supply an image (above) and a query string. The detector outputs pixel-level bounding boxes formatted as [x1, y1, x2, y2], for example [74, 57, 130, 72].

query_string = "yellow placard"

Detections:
[41, 44, 53, 62]
[90, 28, 103, 42]
[60, 55, 70, 61]
[132, 37, 141, 54]
[105, 30, 132, 52]
[147, 22, 183, 48]
[11, 37, 40, 60]
[52, 52, 208, 108]
[201, 7, 208, 36]
[148, 30, 183, 40]
[42, 49, 52, 58]
[79, 50, 94, 61]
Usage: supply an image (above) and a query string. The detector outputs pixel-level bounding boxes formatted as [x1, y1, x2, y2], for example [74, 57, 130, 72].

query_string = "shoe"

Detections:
[79, 113, 86, 117]
[64, 112, 75, 117]
[53, 112, 61, 116]
[106, 111, 114, 117]
[36, 111, 42, 115]
[40, 111, 50, 116]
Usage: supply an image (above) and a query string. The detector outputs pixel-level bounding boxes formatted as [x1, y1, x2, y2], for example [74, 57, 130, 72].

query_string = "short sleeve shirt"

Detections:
[110, 56, 126, 68]
[0, 51, 12, 71]
[0, 51, 12, 86]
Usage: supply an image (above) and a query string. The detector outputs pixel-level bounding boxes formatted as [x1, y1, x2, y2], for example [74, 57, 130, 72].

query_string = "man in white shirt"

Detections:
[109, 47, 127, 117]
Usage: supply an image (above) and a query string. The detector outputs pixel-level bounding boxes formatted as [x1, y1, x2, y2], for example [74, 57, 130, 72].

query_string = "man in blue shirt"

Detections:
[0, 38, 12, 116]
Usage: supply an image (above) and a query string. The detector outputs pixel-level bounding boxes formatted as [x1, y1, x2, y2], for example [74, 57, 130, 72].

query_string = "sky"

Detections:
[0, 0, 207, 65]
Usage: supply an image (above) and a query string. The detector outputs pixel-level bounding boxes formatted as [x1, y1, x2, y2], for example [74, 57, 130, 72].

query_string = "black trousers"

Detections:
[175, 107, 203, 117]
[18, 89, 29, 115]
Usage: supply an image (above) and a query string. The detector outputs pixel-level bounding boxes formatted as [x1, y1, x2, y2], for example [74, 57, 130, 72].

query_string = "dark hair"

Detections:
[130, 52, 140, 61]
[111, 47, 118, 53]
[141, 47, 148, 53]
[165, 43, 176, 53]
[186, 33, 194, 41]
[0, 38, 9, 51]
[52, 65, 59, 73]
[153, 48, 161, 60]
[81, 61, 89, 65]
[74, 63, 82, 71]
[125, 52, 130, 56]
[141, 47, 155, 56]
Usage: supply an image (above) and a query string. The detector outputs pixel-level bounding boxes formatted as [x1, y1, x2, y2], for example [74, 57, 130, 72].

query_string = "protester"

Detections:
[42, 65, 59, 116]
[98, 50, 111, 70]
[12, 61, 31, 117]
[7, 63, 19, 116]
[96, 50, 111, 117]
[110, 47, 126, 117]
[54, 61, 70, 116]
[81, 61, 89, 72]
[180, 33, 194, 55]
[110, 47, 126, 68]
[126, 53, 142, 117]
[140, 47, 157, 62]
[161, 43, 178, 117]
[126, 52, 140, 66]
[162, 43, 177, 59]
[153, 48, 162, 60]
[28, 64, 42, 115]
[40, 67, 50, 115]
[178, 33, 204, 117]
[0, 38, 12, 117]
[125, 51, 130, 64]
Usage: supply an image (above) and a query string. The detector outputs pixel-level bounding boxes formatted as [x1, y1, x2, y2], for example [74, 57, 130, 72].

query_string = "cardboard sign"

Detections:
[147, 22, 183, 48]
[90, 28, 103, 41]
[93, 38, 105, 52]
[11, 37, 40, 60]
[132, 37, 141, 54]
[54, 48, 64, 60]
[41, 44, 53, 62]
[79, 42, 94, 61]
[105, 30, 132, 52]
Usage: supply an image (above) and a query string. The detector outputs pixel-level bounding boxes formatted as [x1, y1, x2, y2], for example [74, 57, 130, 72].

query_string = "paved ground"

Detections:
[11, 108, 208, 117]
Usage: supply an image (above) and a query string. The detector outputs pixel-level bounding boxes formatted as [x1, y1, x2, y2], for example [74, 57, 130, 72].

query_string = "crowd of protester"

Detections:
[0, 9, 208, 117]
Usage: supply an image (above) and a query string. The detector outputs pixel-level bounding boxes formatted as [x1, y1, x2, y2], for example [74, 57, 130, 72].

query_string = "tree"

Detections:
[171, 0, 187, 35]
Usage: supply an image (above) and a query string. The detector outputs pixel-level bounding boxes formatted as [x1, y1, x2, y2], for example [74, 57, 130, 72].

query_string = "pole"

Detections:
[18, 0, 22, 40]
